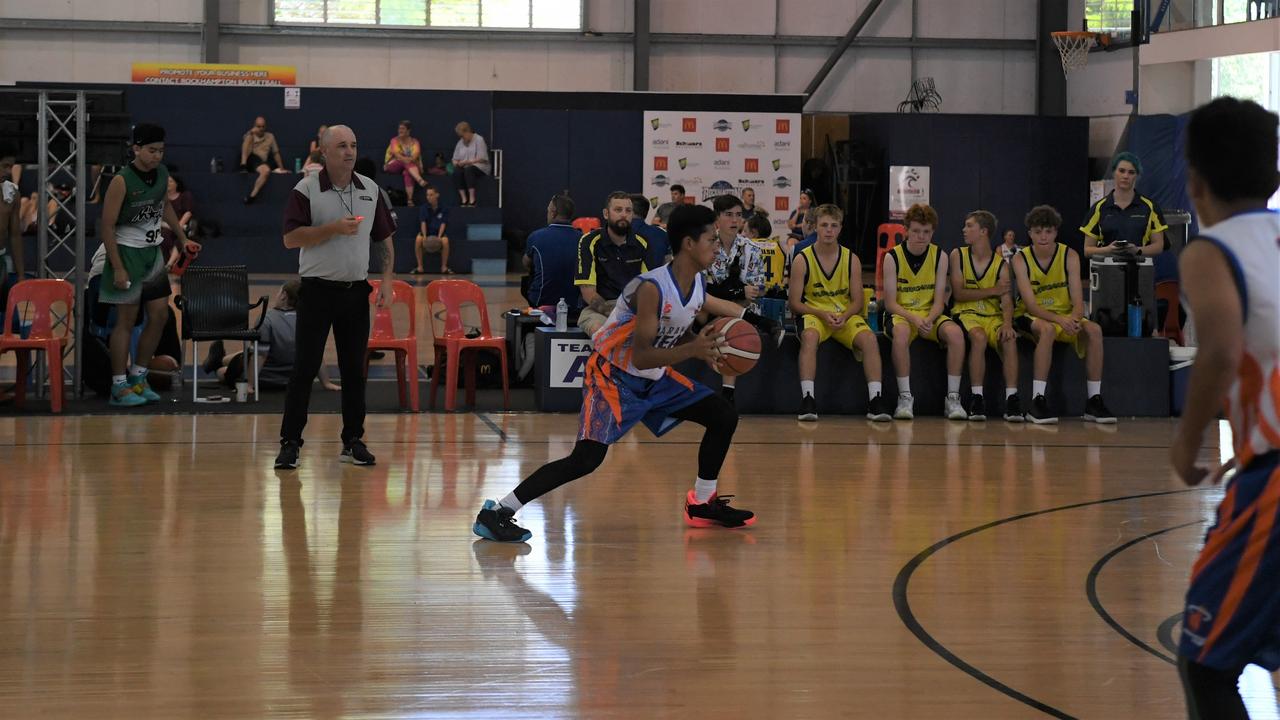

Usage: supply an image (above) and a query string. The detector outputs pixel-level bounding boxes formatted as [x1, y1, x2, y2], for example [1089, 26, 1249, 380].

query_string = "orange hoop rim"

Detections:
[1051, 30, 1111, 47]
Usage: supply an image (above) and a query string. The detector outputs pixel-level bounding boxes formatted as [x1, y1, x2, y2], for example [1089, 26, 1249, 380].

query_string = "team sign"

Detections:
[644, 111, 801, 236]
[131, 63, 297, 86]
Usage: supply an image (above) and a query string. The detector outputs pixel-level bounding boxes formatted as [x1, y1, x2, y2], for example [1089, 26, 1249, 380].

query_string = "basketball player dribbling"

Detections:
[473, 204, 781, 543]
[1171, 97, 1280, 720]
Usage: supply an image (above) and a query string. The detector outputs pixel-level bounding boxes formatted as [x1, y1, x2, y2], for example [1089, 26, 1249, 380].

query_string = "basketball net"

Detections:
[1051, 31, 1101, 73]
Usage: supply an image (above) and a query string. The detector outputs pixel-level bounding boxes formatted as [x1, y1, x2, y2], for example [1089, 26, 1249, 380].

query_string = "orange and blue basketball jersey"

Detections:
[1180, 208, 1280, 671]
[580, 265, 714, 444]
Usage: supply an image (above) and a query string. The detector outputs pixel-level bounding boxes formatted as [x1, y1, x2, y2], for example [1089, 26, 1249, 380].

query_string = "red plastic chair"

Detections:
[875, 223, 905, 295]
[0, 279, 74, 412]
[365, 279, 419, 412]
[425, 279, 510, 412]
[1155, 280, 1184, 346]
[572, 217, 601, 235]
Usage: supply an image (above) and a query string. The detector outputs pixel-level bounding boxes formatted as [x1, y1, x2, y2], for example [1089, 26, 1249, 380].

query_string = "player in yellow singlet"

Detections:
[745, 214, 788, 294]
[948, 210, 1022, 423]
[882, 203, 966, 420]
[1011, 204, 1115, 425]
[787, 204, 890, 423]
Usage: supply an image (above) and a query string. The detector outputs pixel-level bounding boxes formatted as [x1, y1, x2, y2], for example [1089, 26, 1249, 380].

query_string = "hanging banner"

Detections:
[889, 165, 930, 220]
[643, 111, 801, 238]
[131, 63, 297, 86]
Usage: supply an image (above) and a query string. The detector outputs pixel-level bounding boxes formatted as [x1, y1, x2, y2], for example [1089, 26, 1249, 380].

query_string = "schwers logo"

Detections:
[776, 119, 791, 134]
[715, 137, 730, 152]
[682, 118, 697, 132]
[653, 156, 668, 171]
[675, 140, 703, 148]
[713, 119, 732, 132]
[736, 178, 765, 186]
[775, 196, 789, 211]
[744, 158, 759, 173]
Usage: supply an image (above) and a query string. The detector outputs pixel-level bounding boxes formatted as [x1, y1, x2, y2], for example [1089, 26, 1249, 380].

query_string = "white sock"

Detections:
[723, 381, 735, 390]
[1033, 380, 1047, 397]
[693, 477, 717, 503]
[947, 375, 961, 394]
[800, 380, 814, 396]
[1087, 380, 1102, 398]
[868, 381, 882, 397]
[129, 365, 148, 377]
[971, 385, 983, 397]
[1006, 387, 1017, 399]
[499, 493, 524, 513]
[112, 374, 127, 386]
[897, 377, 911, 395]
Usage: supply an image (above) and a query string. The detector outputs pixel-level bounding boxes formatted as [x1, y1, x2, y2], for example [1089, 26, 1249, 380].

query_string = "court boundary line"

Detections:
[893, 488, 1206, 719]
[1085, 521, 1203, 666]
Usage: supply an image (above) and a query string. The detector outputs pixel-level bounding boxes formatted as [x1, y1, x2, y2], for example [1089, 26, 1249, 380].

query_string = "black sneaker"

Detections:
[242, 193, 256, 205]
[683, 492, 756, 528]
[1003, 393, 1025, 423]
[1083, 394, 1118, 424]
[721, 386, 735, 406]
[968, 394, 987, 422]
[866, 393, 891, 422]
[340, 439, 376, 466]
[274, 440, 300, 469]
[201, 340, 226, 375]
[1026, 394, 1058, 425]
[473, 500, 532, 542]
[798, 393, 817, 422]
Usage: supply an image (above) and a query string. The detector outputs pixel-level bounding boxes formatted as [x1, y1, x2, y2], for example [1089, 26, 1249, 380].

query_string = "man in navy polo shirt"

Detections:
[412, 186, 450, 274]
[524, 193, 580, 310]
[630, 193, 670, 268]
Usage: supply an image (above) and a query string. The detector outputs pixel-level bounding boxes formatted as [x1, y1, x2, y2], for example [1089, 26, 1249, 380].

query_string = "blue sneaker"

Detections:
[473, 499, 532, 543]
[109, 381, 147, 407]
[127, 373, 161, 403]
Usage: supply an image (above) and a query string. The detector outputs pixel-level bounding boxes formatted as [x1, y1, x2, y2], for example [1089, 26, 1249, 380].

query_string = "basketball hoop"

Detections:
[1051, 31, 1109, 73]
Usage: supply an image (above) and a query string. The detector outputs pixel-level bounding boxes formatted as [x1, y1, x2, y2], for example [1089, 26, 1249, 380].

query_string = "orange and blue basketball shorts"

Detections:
[578, 353, 713, 445]
[1180, 451, 1280, 671]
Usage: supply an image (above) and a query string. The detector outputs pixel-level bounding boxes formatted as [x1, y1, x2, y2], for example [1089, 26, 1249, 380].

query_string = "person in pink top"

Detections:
[383, 120, 429, 206]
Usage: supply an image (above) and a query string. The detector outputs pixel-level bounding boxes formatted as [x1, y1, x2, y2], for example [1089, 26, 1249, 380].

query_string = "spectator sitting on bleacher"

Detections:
[302, 150, 324, 177]
[308, 125, 327, 157]
[629, 194, 670, 267]
[523, 192, 580, 309]
[160, 173, 196, 271]
[413, 186, 451, 275]
[239, 116, 288, 205]
[574, 191, 650, 338]
[788, 189, 815, 242]
[384, 120, 429, 207]
[428, 152, 448, 176]
[202, 280, 339, 394]
[451, 121, 490, 207]
[653, 202, 677, 230]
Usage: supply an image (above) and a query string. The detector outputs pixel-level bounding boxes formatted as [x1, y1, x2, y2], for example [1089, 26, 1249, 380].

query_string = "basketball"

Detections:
[709, 317, 761, 376]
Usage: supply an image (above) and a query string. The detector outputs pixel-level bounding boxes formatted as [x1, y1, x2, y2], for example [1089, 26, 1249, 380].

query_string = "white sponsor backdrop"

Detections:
[643, 111, 801, 237]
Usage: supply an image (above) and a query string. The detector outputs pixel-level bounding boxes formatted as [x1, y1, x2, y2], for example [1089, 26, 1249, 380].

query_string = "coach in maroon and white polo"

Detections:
[274, 124, 396, 470]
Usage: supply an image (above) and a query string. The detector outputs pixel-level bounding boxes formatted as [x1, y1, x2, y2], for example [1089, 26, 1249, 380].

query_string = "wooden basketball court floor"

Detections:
[3, 410, 1277, 719]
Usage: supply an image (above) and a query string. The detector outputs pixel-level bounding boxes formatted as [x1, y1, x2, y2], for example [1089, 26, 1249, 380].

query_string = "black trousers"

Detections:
[280, 277, 370, 446]
[452, 165, 484, 192]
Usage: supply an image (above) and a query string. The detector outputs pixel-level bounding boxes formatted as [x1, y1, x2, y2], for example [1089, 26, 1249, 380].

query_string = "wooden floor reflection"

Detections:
[0, 414, 1257, 718]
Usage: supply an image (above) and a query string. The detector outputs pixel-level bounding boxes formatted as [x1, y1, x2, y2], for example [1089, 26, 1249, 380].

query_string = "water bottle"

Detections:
[555, 297, 568, 332]
[209, 156, 218, 173]
[1127, 299, 1142, 338]
[867, 297, 880, 333]
[294, 157, 302, 173]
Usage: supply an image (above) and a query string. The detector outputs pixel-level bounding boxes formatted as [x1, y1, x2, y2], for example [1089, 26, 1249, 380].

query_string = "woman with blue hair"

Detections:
[1079, 151, 1168, 258]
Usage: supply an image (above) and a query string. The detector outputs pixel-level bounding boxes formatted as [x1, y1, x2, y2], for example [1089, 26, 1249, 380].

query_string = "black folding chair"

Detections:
[175, 266, 268, 403]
